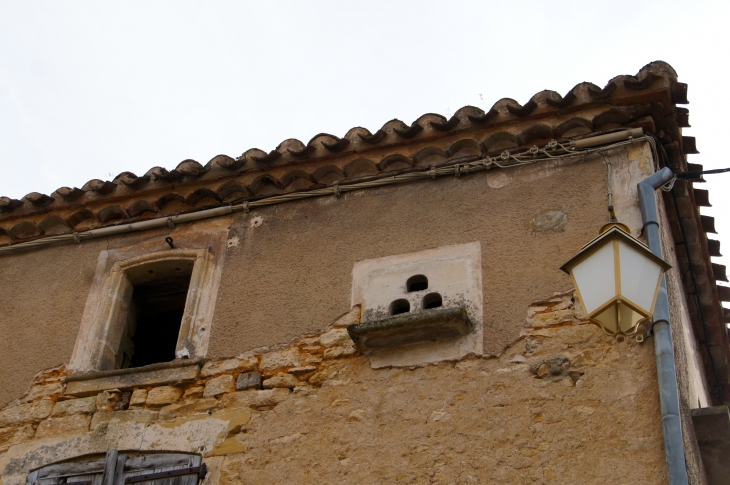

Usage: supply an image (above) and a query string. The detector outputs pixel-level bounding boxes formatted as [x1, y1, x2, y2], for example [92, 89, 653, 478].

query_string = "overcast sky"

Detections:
[1, 1, 729, 298]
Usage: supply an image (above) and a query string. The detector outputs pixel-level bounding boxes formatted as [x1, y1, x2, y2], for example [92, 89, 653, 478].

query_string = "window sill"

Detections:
[347, 306, 473, 352]
[692, 405, 730, 483]
[64, 359, 202, 397]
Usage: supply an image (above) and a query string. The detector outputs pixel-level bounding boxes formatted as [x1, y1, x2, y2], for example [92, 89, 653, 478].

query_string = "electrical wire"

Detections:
[599, 151, 613, 215]
[676, 167, 730, 180]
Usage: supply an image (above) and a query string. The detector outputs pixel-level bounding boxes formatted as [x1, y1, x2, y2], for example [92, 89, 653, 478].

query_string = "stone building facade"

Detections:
[0, 61, 727, 484]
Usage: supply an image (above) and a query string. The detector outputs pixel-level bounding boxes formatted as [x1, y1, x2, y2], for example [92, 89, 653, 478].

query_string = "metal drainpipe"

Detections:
[638, 166, 689, 485]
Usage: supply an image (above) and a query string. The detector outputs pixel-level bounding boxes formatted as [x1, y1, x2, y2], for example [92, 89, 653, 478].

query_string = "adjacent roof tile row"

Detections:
[0, 61, 686, 223]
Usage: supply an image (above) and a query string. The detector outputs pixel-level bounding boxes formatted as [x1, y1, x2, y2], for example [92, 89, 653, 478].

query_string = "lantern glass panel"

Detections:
[619, 302, 644, 333]
[618, 240, 663, 314]
[592, 301, 645, 335]
[593, 303, 618, 334]
[571, 242, 616, 315]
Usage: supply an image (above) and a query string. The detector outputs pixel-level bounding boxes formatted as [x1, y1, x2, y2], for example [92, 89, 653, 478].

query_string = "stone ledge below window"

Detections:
[692, 405, 730, 485]
[347, 306, 473, 352]
[64, 359, 202, 397]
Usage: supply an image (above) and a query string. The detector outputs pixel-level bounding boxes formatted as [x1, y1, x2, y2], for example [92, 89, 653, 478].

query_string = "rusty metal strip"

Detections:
[125, 464, 206, 483]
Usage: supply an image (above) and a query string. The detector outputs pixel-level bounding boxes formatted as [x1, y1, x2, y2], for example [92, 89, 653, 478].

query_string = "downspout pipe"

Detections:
[638, 166, 689, 485]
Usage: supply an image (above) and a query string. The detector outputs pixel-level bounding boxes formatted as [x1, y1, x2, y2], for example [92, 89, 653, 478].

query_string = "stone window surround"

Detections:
[69, 240, 224, 373]
[351, 241, 484, 368]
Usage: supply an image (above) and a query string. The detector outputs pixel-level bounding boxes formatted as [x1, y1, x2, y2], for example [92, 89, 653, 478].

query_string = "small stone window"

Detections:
[390, 299, 411, 315]
[71, 247, 222, 372]
[422, 292, 443, 309]
[406, 274, 428, 292]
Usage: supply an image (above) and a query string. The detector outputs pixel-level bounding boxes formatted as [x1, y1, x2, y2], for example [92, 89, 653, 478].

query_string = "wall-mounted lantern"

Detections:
[560, 222, 671, 341]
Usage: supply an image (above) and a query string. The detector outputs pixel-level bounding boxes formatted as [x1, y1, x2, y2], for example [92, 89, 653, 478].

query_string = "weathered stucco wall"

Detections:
[0, 147, 652, 406]
[211, 153, 612, 359]
[0, 142, 705, 483]
[0, 239, 106, 408]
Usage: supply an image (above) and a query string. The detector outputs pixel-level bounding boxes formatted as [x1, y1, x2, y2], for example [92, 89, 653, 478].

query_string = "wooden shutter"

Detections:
[118, 453, 204, 485]
[26, 455, 106, 485]
[27, 452, 205, 485]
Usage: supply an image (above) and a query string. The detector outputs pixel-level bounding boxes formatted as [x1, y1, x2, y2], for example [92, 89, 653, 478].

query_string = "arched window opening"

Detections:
[423, 292, 443, 310]
[390, 299, 411, 315]
[406, 274, 428, 292]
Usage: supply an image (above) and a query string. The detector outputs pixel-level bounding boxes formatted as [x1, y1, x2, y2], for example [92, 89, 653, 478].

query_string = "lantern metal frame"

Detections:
[560, 223, 671, 339]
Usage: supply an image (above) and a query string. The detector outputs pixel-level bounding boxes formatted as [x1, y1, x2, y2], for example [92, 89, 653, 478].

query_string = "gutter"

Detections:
[638, 167, 689, 485]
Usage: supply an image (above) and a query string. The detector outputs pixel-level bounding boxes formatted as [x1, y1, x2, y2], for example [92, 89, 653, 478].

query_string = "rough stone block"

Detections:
[263, 373, 299, 389]
[320, 328, 352, 348]
[65, 362, 200, 396]
[201, 357, 258, 377]
[308, 370, 329, 387]
[52, 397, 96, 417]
[159, 398, 218, 421]
[0, 399, 54, 427]
[260, 348, 299, 371]
[0, 424, 35, 452]
[183, 386, 204, 400]
[300, 353, 323, 365]
[323, 345, 357, 360]
[236, 371, 262, 391]
[288, 366, 317, 375]
[35, 414, 91, 438]
[220, 389, 290, 410]
[219, 391, 254, 410]
[530, 309, 574, 328]
[208, 436, 248, 456]
[114, 391, 132, 411]
[24, 381, 64, 402]
[90, 410, 159, 430]
[204, 375, 235, 398]
[146, 386, 183, 407]
[218, 453, 245, 483]
[332, 306, 361, 328]
[96, 390, 121, 412]
[251, 388, 290, 408]
[129, 389, 148, 407]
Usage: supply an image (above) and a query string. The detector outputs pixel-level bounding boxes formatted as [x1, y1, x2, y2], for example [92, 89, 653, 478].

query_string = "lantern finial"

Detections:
[600, 206, 631, 234]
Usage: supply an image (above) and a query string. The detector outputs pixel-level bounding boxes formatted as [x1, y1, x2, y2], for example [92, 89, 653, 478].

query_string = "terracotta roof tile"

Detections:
[0, 61, 700, 245]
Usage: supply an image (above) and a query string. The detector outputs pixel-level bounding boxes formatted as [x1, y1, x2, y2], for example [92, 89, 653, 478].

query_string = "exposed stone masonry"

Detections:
[0, 293, 668, 484]
[0, 306, 362, 456]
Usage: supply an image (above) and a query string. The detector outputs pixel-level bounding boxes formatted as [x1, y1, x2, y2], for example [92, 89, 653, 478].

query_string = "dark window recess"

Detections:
[406, 274, 428, 292]
[423, 292, 443, 309]
[123, 266, 193, 368]
[390, 299, 411, 315]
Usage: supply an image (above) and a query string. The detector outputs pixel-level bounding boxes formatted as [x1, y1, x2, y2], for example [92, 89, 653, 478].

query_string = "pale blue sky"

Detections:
[1, 1, 729, 297]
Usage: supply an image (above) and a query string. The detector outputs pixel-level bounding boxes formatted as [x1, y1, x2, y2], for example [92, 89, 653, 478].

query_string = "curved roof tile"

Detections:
[1, 61, 701, 245]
